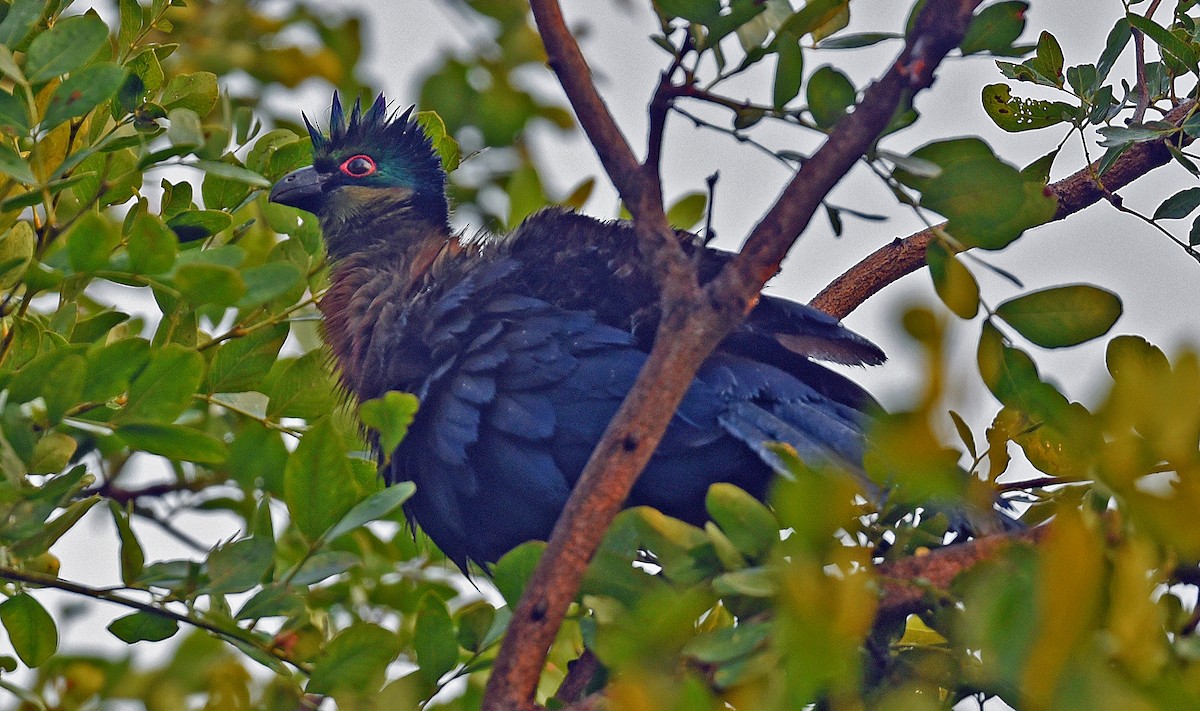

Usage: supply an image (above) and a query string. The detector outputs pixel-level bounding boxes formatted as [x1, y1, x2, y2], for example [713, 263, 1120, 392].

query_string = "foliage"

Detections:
[0, 1, 1197, 710]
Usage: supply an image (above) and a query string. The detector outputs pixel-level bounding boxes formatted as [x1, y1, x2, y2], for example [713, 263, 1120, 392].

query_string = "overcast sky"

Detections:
[17, 2, 1200, 704]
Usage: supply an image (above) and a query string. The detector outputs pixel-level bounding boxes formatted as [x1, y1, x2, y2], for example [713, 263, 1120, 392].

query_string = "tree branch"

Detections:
[0, 565, 312, 675]
[811, 100, 1198, 319]
[484, 3, 986, 710]
[874, 526, 1049, 621]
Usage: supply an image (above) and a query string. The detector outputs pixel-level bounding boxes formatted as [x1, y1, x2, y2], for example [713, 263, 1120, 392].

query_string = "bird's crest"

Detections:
[301, 93, 449, 225]
[304, 93, 441, 177]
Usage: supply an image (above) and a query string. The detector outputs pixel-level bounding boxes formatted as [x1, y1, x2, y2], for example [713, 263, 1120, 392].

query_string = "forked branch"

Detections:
[484, 2, 987, 710]
[811, 100, 1198, 319]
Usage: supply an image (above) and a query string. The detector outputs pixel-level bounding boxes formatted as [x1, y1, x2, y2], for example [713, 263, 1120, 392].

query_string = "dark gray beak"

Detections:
[269, 166, 326, 213]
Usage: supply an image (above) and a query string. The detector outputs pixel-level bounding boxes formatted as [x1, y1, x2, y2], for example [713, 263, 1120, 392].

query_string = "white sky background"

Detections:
[9, 1, 1200, 707]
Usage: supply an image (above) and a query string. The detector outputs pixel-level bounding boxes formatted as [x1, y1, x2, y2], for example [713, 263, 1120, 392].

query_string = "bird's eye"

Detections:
[339, 155, 376, 177]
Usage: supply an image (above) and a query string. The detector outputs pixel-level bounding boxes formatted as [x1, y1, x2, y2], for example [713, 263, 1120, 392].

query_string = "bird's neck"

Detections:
[318, 184, 450, 263]
[319, 215, 459, 397]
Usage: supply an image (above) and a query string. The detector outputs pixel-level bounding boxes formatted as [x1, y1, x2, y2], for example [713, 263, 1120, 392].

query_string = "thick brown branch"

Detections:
[875, 526, 1049, 621]
[811, 100, 1198, 319]
[485, 3, 985, 710]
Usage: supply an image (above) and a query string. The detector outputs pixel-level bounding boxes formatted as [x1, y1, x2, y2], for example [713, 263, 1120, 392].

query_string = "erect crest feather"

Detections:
[309, 93, 437, 172]
[305, 92, 449, 224]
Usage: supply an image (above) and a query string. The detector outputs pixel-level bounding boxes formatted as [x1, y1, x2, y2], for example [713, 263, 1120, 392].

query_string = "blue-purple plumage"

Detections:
[269, 94, 889, 570]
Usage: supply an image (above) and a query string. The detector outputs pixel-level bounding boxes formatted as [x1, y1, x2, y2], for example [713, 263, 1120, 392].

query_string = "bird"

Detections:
[268, 94, 887, 571]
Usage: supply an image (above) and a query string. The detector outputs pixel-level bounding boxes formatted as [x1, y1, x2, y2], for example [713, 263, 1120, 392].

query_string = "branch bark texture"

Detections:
[484, 3, 985, 710]
[811, 100, 1198, 319]
[874, 526, 1049, 621]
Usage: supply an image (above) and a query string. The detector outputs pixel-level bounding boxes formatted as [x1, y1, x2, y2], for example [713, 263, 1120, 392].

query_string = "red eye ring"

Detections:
[339, 154, 376, 177]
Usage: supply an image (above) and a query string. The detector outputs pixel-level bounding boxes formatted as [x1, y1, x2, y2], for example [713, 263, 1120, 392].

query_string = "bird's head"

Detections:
[269, 94, 448, 254]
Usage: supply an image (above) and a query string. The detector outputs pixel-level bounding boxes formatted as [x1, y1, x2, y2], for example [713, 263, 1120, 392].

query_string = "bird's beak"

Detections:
[269, 166, 326, 213]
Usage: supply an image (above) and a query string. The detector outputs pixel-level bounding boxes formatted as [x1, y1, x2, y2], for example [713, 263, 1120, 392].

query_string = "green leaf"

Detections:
[1096, 18, 1131, 85]
[23, 14, 109, 84]
[705, 0, 767, 44]
[116, 343, 204, 423]
[323, 482, 416, 543]
[200, 163, 252, 211]
[0, 142, 33, 184]
[0, 0, 45, 48]
[807, 65, 856, 129]
[683, 621, 771, 663]
[656, 0, 721, 23]
[666, 192, 707, 231]
[204, 323, 288, 393]
[981, 83, 1074, 132]
[116, 422, 227, 464]
[229, 422, 288, 493]
[416, 111, 461, 172]
[959, 1, 1028, 55]
[948, 410, 978, 459]
[173, 262, 246, 307]
[0, 89, 28, 134]
[359, 391, 419, 458]
[284, 418, 359, 541]
[235, 585, 304, 620]
[1127, 14, 1198, 72]
[493, 541, 545, 607]
[772, 33, 803, 109]
[712, 567, 777, 597]
[1153, 187, 1200, 220]
[28, 431, 76, 474]
[414, 594, 458, 684]
[127, 211, 177, 274]
[0, 221, 34, 288]
[83, 337, 150, 402]
[166, 106, 203, 148]
[776, 0, 848, 40]
[267, 350, 335, 419]
[995, 285, 1122, 349]
[1021, 149, 1059, 184]
[41, 63, 129, 131]
[927, 241, 980, 319]
[705, 483, 778, 561]
[818, 31, 899, 49]
[290, 551, 359, 585]
[161, 71, 219, 114]
[0, 594, 57, 667]
[237, 261, 303, 309]
[896, 138, 1054, 249]
[977, 322, 1071, 419]
[107, 501, 145, 585]
[66, 210, 120, 272]
[204, 535, 273, 594]
[1190, 215, 1200, 246]
[1027, 31, 1065, 86]
[106, 611, 178, 643]
[42, 353, 86, 424]
[166, 209, 232, 243]
[307, 623, 401, 695]
[11, 496, 98, 556]
[191, 159, 271, 187]
[1098, 121, 1175, 149]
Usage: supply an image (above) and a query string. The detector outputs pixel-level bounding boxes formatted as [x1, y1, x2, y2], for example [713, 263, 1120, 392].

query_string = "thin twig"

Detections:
[0, 565, 311, 674]
[1129, 0, 1164, 125]
[811, 99, 1198, 319]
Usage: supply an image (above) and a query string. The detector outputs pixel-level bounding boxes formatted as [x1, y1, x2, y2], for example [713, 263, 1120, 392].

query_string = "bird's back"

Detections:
[334, 211, 881, 569]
